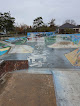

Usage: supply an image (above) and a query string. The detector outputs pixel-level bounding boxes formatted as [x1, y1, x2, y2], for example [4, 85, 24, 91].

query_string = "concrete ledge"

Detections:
[0, 60, 4, 64]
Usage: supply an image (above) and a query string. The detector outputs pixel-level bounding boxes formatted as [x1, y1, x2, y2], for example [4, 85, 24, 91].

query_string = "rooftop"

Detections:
[59, 23, 76, 29]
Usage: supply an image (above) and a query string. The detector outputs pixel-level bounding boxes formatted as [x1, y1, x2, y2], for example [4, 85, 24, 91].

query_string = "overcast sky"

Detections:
[0, 0, 80, 26]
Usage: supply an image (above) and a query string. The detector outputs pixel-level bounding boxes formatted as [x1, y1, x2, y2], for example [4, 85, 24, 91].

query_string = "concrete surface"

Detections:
[52, 70, 80, 106]
[10, 68, 80, 74]
[0, 43, 79, 69]
[0, 37, 80, 69]
[65, 48, 80, 66]
[9, 45, 34, 53]
[1, 68, 80, 106]
[48, 42, 79, 48]
[0, 73, 56, 106]
[0, 37, 80, 106]
[0, 41, 15, 47]
[0, 60, 28, 77]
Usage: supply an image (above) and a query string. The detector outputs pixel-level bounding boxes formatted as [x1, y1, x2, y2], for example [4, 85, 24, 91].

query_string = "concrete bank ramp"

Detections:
[0, 73, 56, 106]
[53, 70, 80, 106]
[0, 41, 15, 47]
[65, 48, 80, 66]
[48, 41, 79, 48]
[9, 45, 34, 53]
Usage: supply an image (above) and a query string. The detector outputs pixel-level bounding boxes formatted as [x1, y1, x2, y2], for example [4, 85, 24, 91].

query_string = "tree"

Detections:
[33, 17, 44, 29]
[71, 20, 76, 25]
[64, 28, 75, 34]
[48, 19, 56, 31]
[48, 19, 55, 27]
[0, 12, 15, 33]
[15, 24, 31, 34]
[64, 19, 76, 25]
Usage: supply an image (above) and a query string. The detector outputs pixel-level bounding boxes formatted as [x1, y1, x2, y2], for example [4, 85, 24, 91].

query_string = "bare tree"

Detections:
[64, 19, 76, 25]
[48, 19, 55, 27]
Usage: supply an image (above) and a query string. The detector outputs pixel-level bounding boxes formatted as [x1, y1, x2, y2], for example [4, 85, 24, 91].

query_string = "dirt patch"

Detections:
[0, 73, 57, 106]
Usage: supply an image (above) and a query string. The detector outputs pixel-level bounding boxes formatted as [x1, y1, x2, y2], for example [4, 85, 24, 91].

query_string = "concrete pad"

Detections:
[0, 73, 56, 106]
[52, 70, 80, 106]
[9, 45, 34, 53]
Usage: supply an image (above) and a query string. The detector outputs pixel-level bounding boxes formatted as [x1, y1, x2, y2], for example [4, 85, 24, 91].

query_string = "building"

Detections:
[73, 25, 80, 33]
[58, 23, 80, 34]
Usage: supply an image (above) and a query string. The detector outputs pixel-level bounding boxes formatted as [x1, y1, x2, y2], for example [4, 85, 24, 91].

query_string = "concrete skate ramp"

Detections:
[48, 41, 79, 48]
[0, 47, 10, 56]
[65, 48, 80, 66]
[9, 45, 34, 53]
[0, 73, 57, 106]
[53, 71, 80, 106]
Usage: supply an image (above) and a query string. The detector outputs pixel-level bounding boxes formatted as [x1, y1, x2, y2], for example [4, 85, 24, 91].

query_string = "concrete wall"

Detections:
[0, 60, 29, 77]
